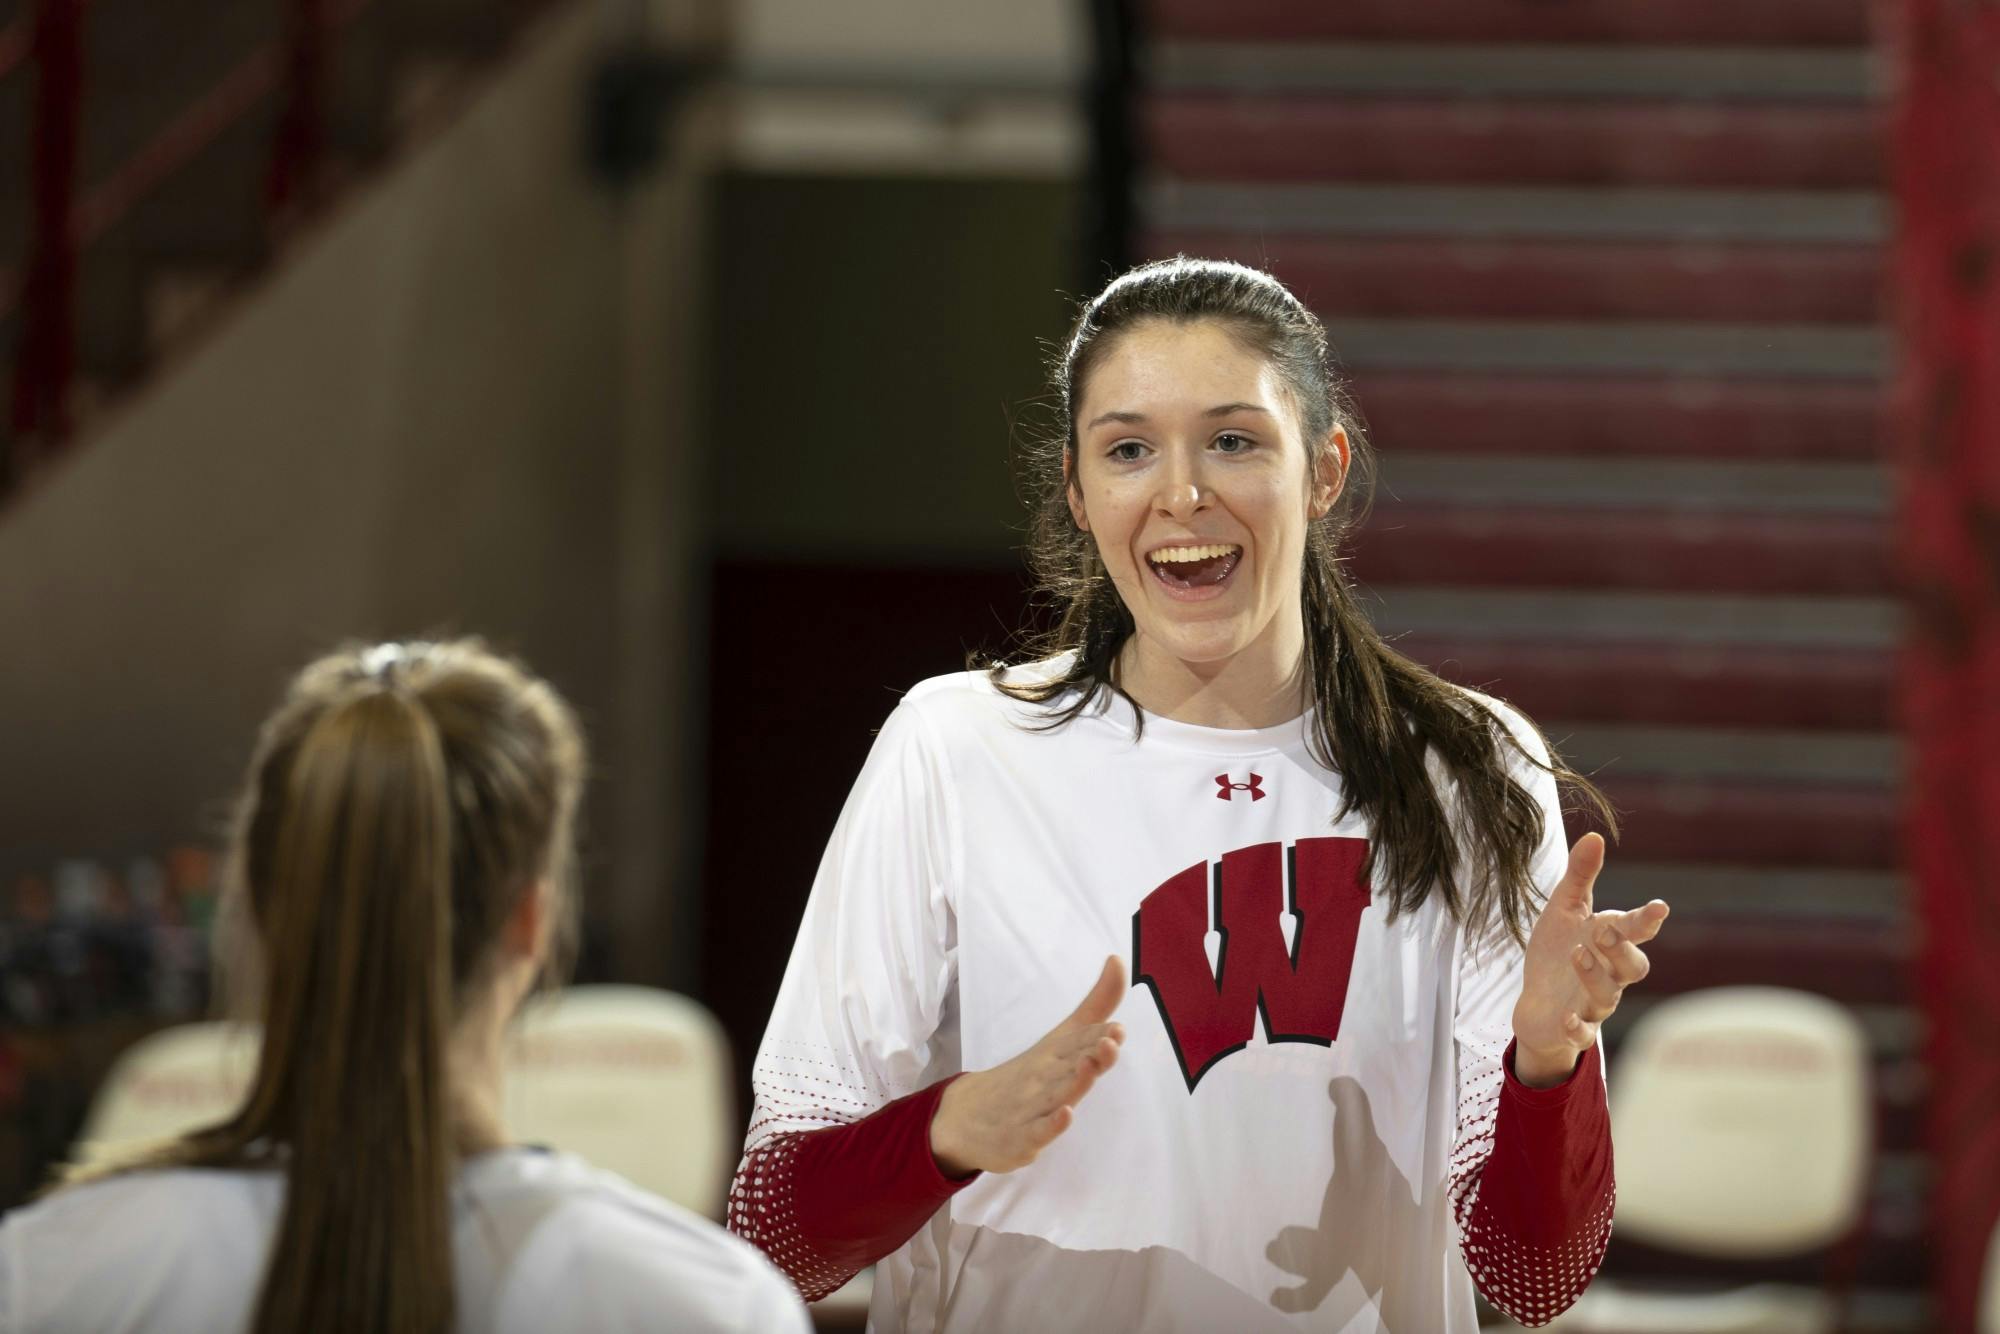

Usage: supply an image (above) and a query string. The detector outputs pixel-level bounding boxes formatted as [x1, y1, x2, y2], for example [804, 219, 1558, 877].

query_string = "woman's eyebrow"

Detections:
[1085, 402, 1271, 431]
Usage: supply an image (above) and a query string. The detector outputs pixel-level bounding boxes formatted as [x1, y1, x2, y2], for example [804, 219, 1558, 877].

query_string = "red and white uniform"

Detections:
[730, 665, 1613, 1332]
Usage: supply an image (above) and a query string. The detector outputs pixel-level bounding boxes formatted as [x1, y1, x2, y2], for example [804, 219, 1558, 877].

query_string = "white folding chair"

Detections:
[77, 989, 738, 1225]
[75, 1021, 259, 1162]
[1516, 987, 1873, 1333]
[503, 984, 734, 1218]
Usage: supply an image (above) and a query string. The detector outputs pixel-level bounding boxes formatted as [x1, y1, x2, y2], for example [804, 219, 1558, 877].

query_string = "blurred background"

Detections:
[2, 0, 1995, 1330]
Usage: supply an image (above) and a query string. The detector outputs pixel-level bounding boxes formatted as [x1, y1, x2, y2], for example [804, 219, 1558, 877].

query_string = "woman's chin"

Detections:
[1131, 617, 1260, 670]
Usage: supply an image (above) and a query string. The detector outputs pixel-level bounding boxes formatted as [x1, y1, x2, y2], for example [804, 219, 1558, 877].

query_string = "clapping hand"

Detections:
[929, 956, 1126, 1176]
[1511, 833, 1670, 1088]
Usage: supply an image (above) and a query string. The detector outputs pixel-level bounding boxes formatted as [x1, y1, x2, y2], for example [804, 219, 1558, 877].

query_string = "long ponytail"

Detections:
[244, 689, 457, 1333]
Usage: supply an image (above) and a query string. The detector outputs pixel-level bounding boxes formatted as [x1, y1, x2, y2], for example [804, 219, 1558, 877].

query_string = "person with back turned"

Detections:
[0, 639, 806, 1334]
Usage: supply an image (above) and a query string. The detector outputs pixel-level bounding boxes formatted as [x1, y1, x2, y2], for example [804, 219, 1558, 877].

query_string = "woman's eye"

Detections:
[1109, 441, 1147, 462]
[1214, 433, 1253, 454]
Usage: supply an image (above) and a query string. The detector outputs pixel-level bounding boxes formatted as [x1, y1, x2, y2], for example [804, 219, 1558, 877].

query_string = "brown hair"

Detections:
[66, 639, 586, 1334]
[997, 256, 1613, 943]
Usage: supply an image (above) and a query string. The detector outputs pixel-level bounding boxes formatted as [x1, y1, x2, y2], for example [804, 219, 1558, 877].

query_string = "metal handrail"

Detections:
[2, 0, 543, 491]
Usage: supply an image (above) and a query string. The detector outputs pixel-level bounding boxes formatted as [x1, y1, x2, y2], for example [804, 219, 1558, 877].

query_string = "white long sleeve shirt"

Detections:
[0, 1146, 808, 1333]
[730, 667, 1613, 1333]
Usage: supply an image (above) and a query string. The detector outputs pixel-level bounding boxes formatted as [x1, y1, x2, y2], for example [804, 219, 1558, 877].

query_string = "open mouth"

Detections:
[1146, 543, 1243, 594]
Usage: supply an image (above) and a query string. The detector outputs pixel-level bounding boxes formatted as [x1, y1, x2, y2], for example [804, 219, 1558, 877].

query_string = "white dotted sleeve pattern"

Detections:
[1445, 698, 1615, 1327]
[728, 1133, 849, 1302]
[726, 700, 962, 1300]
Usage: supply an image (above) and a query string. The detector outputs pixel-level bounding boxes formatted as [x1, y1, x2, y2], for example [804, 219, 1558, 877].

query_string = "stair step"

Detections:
[383, 0, 513, 56]
[1636, 915, 1909, 1001]
[1143, 230, 1882, 324]
[1555, 724, 1895, 787]
[1597, 864, 1903, 922]
[389, 55, 482, 142]
[72, 227, 147, 381]
[1143, 0, 1875, 48]
[1376, 454, 1886, 514]
[326, 4, 401, 160]
[1400, 635, 1891, 731]
[1368, 588, 1898, 650]
[1146, 182, 1887, 245]
[120, 106, 276, 262]
[1350, 505, 1890, 595]
[1325, 318, 1886, 379]
[144, 267, 236, 351]
[1591, 776, 1896, 869]
[77, 0, 281, 184]
[1145, 95, 1883, 189]
[1346, 372, 1883, 463]
[1153, 41, 1879, 102]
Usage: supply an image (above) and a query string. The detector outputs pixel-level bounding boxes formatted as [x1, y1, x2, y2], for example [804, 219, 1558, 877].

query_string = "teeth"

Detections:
[1149, 544, 1240, 564]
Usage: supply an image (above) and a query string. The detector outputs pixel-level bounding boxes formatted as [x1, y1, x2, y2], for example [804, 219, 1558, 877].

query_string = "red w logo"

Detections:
[1132, 838, 1372, 1091]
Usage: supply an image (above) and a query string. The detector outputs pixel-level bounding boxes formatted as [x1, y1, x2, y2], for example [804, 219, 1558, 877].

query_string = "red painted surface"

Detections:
[266, 0, 329, 213]
[10, 0, 83, 449]
[1887, 0, 2000, 1322]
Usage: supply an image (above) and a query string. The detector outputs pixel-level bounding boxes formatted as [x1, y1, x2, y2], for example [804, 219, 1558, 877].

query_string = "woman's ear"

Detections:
[1063, 448, 1090, 532]
[502, 880, 548, 965]
[1310, 425, 1352, 520]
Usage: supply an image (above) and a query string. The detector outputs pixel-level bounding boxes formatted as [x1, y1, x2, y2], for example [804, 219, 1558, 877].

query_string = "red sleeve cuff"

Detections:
[789, 1075, 980, 1271]
[1502, 1038, 1599, 1106]
[1476, 1039, 1613, 1255]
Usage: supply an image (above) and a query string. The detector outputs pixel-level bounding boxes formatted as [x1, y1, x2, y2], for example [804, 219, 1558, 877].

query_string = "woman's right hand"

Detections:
[928, 956, 1127, 1177]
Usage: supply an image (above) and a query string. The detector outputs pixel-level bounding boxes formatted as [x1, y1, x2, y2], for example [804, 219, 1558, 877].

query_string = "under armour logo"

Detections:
[1216, 773, 1265, 802]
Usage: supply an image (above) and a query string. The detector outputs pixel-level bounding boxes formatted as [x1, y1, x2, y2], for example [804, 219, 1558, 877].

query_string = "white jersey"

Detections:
[743, 666, 1584, 1333]
[0, 1146, 808, 1334]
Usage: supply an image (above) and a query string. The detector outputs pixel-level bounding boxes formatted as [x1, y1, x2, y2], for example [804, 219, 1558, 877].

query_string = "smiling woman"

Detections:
[1011, 258, 1602, 947]
[727, 257, 1671, 1333]
[1068, 324, 1341, 710]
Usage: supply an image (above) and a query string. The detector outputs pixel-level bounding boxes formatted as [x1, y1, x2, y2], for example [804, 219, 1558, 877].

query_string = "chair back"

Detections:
[77, 1021, 258, 1159]
[503, 985, 734, 1217]
[1609, 986, 1871, 1257]
[74, 989, 735, 1218]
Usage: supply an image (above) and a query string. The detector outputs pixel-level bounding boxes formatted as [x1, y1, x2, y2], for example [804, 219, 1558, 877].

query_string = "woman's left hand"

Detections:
[1510, 833, 1670, 1088]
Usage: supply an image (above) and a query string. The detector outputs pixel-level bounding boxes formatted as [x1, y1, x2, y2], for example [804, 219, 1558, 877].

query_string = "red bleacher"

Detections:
[1132, 0, 1910, 1318]
[1397, 636, 1892, 731]
[1351, 506, 1890, 596]
[1346, 372, 1883, 462]
[1144, 232, 1882, 325]
[1144, 0, 1874, 47]
[1147, 97, 1883, 190]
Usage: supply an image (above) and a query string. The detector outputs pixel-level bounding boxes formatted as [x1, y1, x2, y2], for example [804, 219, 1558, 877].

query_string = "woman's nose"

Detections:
[1154, 457, 1208, 519]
